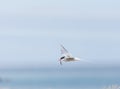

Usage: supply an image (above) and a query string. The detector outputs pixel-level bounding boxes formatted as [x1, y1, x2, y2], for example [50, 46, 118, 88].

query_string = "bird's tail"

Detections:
[80, 58, 93, 64]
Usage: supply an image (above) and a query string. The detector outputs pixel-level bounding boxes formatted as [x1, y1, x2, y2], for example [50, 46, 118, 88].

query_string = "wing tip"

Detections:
[60, 44, 64, 48]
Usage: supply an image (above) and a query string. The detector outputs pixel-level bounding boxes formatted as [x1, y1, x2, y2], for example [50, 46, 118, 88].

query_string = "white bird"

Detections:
[59, 45, 80, 65]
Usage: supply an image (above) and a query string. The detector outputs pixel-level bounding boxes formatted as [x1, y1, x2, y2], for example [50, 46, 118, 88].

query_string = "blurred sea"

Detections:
[0, 67, 120, 89]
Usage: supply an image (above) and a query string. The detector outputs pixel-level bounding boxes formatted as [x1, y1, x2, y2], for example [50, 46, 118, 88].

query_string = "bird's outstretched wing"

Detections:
[60, 59, 62, 65]
[60, 45, 72, 57]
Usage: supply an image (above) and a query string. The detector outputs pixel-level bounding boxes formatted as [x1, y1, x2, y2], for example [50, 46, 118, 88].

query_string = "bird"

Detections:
[59, 45, 80, 65]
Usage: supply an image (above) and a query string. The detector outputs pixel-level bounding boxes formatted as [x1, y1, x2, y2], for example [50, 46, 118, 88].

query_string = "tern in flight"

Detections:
[59, 45, 80, 65]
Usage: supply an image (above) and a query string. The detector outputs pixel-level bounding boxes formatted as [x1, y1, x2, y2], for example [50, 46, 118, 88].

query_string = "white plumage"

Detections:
[59, 45, 80, 65]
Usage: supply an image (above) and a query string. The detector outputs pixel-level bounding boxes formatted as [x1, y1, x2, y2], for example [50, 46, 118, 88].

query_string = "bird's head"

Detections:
[59, 56, 65, 65]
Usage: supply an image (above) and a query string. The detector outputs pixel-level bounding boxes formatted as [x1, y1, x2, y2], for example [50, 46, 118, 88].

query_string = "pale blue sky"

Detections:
[0, 0, 120, 68]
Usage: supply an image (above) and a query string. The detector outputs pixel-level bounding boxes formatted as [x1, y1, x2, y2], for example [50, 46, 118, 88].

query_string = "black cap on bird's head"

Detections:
[59, 56, 65, 65]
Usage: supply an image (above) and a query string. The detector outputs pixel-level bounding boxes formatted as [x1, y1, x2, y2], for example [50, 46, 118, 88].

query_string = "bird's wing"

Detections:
[60, 59, 62, 65]
[60, 45, 72, 57]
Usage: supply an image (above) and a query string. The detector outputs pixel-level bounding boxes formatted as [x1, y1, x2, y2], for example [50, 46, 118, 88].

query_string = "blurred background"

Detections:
[0, 0, 120, 89]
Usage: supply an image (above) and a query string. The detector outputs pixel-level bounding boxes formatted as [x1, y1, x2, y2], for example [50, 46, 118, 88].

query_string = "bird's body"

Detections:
[59, 45, 80, 65]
